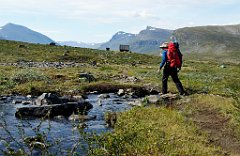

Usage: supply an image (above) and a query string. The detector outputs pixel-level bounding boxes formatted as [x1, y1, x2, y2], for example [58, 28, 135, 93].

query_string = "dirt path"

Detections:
[175, 97, 240, 155]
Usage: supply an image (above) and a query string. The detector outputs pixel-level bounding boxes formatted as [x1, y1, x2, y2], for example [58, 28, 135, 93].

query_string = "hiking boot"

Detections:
[179, 92, 189, 98]
[180, 91, 188, 96]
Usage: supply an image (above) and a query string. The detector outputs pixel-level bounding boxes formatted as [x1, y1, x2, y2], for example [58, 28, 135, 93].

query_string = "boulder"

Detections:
[117, 89, 125, 96]
[60, 95, 85, 103]
[79, 73, 96, 82]
[15, 101, 93, 118]
[34, 93, 63, 106]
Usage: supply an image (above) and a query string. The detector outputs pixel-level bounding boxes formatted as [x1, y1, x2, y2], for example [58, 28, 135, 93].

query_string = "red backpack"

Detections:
[167, 42, 182, 68]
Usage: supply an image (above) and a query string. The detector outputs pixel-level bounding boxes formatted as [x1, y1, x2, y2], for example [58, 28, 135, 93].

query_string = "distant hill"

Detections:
[173, 24, 240, 54]
[99, 26, 173, 53]
[5, 22, 239, 55]
[58, 41, 102, 49]
[99, 24, 240, 55]
[0, 23, 54, 44]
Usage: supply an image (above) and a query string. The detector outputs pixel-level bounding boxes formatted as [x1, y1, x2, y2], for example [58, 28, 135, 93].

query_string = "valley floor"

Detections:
[0, 40, 239, 155]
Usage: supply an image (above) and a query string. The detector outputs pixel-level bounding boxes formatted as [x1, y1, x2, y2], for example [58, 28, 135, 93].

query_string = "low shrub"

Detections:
[11, 69, 49, 84]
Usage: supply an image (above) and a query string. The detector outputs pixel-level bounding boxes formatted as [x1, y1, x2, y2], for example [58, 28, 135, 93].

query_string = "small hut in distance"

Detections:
[119, 44, 130, 52]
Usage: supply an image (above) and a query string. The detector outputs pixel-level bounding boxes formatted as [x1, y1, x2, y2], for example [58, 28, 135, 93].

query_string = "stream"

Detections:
[0, 93, 134, 155]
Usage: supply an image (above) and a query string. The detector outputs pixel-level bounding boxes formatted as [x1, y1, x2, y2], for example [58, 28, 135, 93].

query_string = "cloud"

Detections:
[1, 0, 240, 42]
[1, 0, 239, 23]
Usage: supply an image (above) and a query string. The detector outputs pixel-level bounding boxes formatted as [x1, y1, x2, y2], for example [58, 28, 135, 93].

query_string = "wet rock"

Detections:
[22, 100, 32, 105]
[60, 95, 85, 103]
[117, 88, 143, 98]
[15, 101, 93, 118]
[117, 89, 125, 96]
[0, 96, 8, 101]
[26, 95, 32, 98]
[98, 94, 110, 99]
[68, 114, 97, 121]
[89, 91, 98, 94]
[35, 93, 63, 106]
[54, 115, 66, 120]
[74, 95, 88, 100]
[98, 99, 103, 106]
[78, 123, 88, 129]
[122, 94, 133, 99]
[12, 100, 22, 104]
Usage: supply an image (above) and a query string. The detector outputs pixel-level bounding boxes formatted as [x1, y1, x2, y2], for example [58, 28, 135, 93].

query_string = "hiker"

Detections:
[158, 39, 185, 95]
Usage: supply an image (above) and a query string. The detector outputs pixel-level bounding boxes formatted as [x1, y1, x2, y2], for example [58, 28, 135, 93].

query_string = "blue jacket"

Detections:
[159, 50, 167, 69]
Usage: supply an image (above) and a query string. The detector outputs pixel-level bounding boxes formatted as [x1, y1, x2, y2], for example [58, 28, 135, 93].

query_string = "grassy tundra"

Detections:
[0, 40, 240, 155]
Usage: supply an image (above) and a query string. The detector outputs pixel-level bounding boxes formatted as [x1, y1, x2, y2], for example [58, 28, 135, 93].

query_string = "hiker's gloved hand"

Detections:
[157, 67, 162, 73]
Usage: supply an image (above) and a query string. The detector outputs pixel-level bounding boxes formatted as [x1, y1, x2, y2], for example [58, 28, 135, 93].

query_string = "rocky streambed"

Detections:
[0, 91, 177, 155]
[0, 92, 138, 155]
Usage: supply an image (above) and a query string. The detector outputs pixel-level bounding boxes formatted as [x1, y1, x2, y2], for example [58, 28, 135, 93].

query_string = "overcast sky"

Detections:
[0, 0, 240, 43]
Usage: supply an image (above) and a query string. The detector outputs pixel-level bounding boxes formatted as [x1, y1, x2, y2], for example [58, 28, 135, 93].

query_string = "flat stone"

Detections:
[146, 95, 161, 104]
[15, 101, 93, 118]
[68, 114, 97, 121]
[159, 93, 178, 99]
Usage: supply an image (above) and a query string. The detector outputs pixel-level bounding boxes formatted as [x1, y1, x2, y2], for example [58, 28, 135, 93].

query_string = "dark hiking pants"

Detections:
[162, 67, 184, 94]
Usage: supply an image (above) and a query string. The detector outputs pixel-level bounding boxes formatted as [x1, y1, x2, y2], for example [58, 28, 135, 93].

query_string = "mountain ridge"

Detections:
[99, 26, 173, 53]
[1, 23, 240, 54]
[0, 23, 54, 44]
[173, 24, 240, 54]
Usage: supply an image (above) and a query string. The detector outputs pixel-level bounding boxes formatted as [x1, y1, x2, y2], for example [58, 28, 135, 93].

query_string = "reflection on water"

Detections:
[0, 93, 133, 155]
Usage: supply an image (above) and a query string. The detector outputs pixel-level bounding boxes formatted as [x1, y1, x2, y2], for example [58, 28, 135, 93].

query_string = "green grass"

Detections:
[0, 40, 240, 155]
[0, 40, 239, 96]
[88, 106, 223, 155]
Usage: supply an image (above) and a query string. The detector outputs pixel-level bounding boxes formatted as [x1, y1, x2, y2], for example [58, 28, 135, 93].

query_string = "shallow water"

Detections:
[0, 93, 133, 155]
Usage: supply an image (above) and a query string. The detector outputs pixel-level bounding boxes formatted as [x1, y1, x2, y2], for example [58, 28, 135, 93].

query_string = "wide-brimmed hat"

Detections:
[159, 42, 168, 48]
